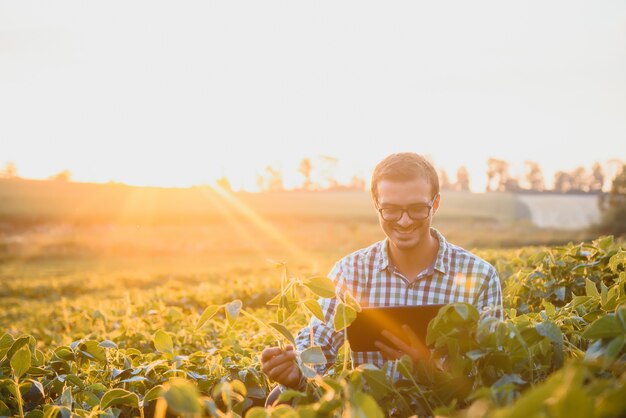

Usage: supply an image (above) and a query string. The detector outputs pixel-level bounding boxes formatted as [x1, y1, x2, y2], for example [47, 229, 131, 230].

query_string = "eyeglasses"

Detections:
[376, 194, 439, 222]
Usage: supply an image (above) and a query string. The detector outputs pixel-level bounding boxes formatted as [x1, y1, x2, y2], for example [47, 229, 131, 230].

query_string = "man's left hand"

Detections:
[374, 324, 431, 367]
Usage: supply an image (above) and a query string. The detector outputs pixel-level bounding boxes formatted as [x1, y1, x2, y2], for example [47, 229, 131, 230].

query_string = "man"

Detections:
[261, 153, 503, 400]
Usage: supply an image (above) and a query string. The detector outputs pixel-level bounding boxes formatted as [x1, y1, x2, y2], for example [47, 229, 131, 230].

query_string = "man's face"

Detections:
[375, 178, 439, 252]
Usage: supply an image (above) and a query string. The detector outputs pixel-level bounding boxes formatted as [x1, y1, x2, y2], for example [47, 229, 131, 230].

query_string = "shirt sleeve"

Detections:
[294, 261, 347, 376]
[475, 266, 504, 320]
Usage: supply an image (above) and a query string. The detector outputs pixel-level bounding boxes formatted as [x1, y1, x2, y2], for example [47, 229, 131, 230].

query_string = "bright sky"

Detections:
[1, 1, 625, 191]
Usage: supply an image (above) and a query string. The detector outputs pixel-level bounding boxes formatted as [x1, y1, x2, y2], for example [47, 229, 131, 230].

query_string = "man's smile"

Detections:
[394, 225, 418, 234]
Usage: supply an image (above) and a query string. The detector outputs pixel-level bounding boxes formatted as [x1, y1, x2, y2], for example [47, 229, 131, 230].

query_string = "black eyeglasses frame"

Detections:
[376, 193, 439, 222]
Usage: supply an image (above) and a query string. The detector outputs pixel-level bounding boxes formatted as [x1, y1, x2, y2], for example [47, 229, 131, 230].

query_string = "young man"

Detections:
[261, 153, 503, 398]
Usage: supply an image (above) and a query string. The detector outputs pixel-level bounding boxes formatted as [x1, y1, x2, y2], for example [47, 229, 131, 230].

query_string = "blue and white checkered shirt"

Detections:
[295, 227, 503, 374]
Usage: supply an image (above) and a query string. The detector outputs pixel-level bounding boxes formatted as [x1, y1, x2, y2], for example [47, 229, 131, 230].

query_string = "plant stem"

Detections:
[398, 361, 435, 416]
[15, 379, 24, 418]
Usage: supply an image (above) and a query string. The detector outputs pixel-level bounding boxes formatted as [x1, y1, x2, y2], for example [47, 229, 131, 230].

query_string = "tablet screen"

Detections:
[346, 304, 444, 352]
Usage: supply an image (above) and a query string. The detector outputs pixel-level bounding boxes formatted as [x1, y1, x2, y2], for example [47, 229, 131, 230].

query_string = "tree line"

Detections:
[477, 158, 616, 194]
[1, 158, 623, 195]
[252, 157, 623, 194]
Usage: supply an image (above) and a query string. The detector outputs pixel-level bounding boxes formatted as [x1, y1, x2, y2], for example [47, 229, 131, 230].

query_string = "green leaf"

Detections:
[153, 330, 173, 354]
[582, 315, 624, 340]
[27, 379, 45, 398]
[303, 276, 336, 299]
[143, 385, 164, 404]
[269, 322, 296, 346]
[225, 300, 243, 326]
[11, 345, 31, 378]
[280, 295, 298, 315]
[99, 340, 118, 350]
[276, 390, 307, 404]
[231, 379, 247, 397]
[269, 405, 299, 418]
[100, 388, 139, 409]
[600, 282, 609, 306]
[466, 349, 488, 361]
[245, 406, 270, 418]
[453, 303, 470, 321]
[300, 364, 317, 378]
[616, 306, 626, 331]
[541, 300, 555, 317]
[0, 333, 14, 350]
[163, 379, 202, 415]
[300, 347, 326, 364]
[549, 384, 593, 418]
[120, 376, 149, 383]
[344, 290, 362, 312]
[266, 294, 281, 306]
[333, 303, 357, 331]
[5, 336, 30, 364]
[196, 305, 222, 329]
[80, 340, 107, 364]
[536, 321, 564, 368]
[597, 235, 614, 251]
[536, 322, 563, 346]
[42, 405, 60, 418]
[609, 251, 626, 273]
[303, 299, 325, 322]
[585, 279, 600, 298]
[0, 399, 11, 416]
[59, 387, 72, 408]
[603, 335, 626, 367]
[492, 366, 578, 418]
[79, 391, 100, 409]
[24, 410, 43, 418]
[361, 367, 392, 396]
[352, 392, 384, 418]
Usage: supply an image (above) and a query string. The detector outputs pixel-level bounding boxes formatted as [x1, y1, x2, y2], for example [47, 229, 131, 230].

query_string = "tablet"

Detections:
[346, 304, 444, 352]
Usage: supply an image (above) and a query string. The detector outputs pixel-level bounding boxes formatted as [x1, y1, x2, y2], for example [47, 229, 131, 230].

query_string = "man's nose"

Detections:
[396, 211, 413, 227]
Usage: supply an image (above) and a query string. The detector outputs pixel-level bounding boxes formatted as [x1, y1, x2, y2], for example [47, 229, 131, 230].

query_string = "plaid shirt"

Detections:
[295, 228, 503, 374]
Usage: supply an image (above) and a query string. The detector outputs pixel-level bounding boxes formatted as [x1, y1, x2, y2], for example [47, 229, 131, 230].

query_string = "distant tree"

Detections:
[319, 155, 339, 190]
[486, 158, 509, 192]
[265, 166, 284, 192]
[589, 162, 604, 193]
[596, 163, 626, 237]
[569, 166, 588, 192]
[0, 161, 18, 179]
[553, 171, 572, 193]
[455, 166, 470, 191]
[298, 158, 313, 190]
[504, 178, 522, 192]
[524, 161, 544, 191]
[439, 169, 453, 191]
[256, 173, 266, 192]
[349, 176, 366, 191]
[49, 169, 72, 182]
[606, 159, 624, 185]
[216, 176, 232, 192]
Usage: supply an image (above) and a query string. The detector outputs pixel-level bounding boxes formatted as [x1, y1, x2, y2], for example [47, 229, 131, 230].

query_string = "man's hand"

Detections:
[374, 324, 431, 367]
[260, 345, 302, 389]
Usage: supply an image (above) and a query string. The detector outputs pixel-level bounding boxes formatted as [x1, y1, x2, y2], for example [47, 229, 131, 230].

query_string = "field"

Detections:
[0, 179, 624, 417]
[517, 194, 601, 230]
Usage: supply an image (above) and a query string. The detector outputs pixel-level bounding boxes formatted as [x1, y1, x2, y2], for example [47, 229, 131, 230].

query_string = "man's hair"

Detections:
[370, 153, 440, 202]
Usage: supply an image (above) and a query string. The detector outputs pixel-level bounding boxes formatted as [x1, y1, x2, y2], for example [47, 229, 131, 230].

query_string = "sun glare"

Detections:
[208, 185, 313, 263]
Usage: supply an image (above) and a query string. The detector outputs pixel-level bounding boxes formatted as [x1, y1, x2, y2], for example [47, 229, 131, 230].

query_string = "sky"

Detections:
[1, 1, 625, 191]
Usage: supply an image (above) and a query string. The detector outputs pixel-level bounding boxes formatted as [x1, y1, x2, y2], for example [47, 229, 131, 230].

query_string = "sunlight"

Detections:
[209, 185, 313, 264]
[197, 187, 268, 258]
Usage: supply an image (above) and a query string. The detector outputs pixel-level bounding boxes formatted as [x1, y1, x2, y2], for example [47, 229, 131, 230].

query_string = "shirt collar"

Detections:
[375, 227, 448, 275]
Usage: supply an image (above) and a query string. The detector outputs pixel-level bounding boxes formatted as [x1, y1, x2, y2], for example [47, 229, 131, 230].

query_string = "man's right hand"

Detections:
[260, 345, 302, 389]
